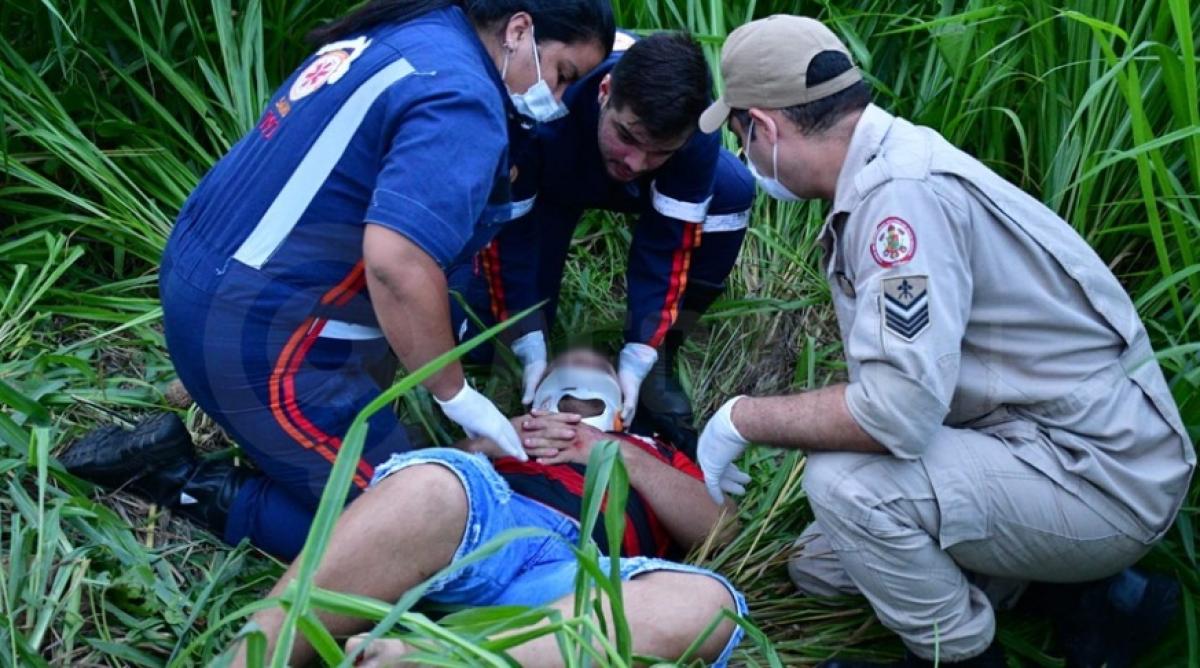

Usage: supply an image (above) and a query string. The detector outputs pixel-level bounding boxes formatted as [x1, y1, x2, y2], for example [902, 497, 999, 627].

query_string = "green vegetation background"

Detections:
[0, 0, 1197, 665]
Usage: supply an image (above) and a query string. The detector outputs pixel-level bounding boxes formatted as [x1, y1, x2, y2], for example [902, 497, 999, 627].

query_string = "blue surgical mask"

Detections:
[746, 120, 802, 202]
[503, 28, 568, 123]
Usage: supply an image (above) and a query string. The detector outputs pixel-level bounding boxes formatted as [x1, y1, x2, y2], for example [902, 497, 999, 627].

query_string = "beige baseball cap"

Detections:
[699, 15, 862, 133]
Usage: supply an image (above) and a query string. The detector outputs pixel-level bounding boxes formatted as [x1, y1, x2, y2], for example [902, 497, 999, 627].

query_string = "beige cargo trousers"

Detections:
[789, 391, 1175, 662]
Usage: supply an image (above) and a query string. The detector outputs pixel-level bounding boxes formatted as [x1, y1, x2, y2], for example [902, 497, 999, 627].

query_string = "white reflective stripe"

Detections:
[702, 209, 750, 233]
[233, 58, 417, 269]
[509, 195, 536, 220]
[485, 195, 537, 223]
[319, 320, 385, 340]
[650, 180, 712, 223]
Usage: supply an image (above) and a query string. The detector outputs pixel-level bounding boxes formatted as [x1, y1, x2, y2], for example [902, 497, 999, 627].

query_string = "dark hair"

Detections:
[733, 50, 872, 136]
[308, 0, 616, 55]
[608, 32, 711, 142]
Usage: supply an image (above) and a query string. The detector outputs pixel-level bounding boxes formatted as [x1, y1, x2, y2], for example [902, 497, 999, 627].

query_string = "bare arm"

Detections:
[363, 224, 463, 400]
[733, 384, 887, 454]
[618, 441, 738, 549]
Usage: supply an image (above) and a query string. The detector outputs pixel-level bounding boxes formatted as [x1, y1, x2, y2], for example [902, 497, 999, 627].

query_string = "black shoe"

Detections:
[171, 459, 253, 538]
[819, 640, 1006, 667]
[62, 412, 251, 537]
[631, 354, 698, 456]
[61, 412, 195, 495]
[627, 279, 726, 458]
[1052, 568, 1182, 668]
[81, 451, 248, 539]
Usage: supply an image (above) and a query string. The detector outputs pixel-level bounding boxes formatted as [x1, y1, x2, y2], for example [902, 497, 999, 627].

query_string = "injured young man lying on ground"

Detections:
[230, 348, 749, 667]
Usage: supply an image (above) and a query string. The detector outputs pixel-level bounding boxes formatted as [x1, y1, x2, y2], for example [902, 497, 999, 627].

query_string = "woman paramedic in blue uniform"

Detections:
[82, 0, 614, 560]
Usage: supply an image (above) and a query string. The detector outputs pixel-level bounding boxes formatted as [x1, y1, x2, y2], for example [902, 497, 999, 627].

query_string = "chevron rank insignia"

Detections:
[881, 276, 929, 341]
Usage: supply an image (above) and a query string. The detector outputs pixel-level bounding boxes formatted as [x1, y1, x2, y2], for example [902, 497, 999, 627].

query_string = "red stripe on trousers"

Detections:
[279, 318, 375, 487]
[268, 262, 377, 489]
[480, 242, 509, 322]
[647, 224, 699, 348]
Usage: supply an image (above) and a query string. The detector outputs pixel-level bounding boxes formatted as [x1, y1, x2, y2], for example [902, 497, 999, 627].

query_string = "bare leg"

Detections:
[345, 570, 739, 667]
[231, 464, 467, 667]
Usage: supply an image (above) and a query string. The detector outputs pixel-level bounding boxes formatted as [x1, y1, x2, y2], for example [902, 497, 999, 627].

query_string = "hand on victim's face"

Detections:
[516, 409, 583, 458]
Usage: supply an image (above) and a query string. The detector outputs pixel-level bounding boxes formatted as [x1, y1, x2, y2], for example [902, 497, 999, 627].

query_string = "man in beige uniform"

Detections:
[695, 14, 1194, 668]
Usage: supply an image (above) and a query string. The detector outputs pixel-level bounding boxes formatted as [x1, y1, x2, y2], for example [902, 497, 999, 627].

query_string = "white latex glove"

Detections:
[617, 342, 658, 424]
[511, 331, 548, 406]
[436, 382, 527, 461]
[698, 396, 753, 505]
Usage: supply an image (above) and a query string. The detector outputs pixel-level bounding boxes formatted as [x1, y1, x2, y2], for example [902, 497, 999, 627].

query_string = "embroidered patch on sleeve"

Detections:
[881, 275, 929, 341]
[289, 36, 372, 102]
[871, 217, 916, 267]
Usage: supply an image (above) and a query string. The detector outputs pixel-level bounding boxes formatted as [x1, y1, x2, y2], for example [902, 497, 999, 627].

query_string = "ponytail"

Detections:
[308, 0, 615, 56]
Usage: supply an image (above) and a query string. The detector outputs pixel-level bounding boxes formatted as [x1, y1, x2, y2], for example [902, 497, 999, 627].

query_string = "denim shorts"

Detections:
[371, 448, 748, 666]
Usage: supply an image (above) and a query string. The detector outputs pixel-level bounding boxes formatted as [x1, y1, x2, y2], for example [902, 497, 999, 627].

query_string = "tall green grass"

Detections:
[1, 0, 1197, 665]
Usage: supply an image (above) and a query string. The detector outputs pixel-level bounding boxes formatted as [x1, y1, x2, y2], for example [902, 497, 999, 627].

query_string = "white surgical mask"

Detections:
[746, 120, 802, 202]
[532, 366, 621, 432]
[502, 28, 569, 123]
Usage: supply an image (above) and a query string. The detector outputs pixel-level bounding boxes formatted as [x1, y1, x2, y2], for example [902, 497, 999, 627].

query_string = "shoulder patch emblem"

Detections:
[289, 36, 372, 102]
[881, 275, 929, 341]
[871, 217, 916, 268]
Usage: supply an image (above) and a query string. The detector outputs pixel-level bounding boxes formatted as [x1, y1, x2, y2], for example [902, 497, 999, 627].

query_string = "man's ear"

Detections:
[747, 108, 779, 144]
[596, 73, 612, 106]
[503, 11, 532, 49]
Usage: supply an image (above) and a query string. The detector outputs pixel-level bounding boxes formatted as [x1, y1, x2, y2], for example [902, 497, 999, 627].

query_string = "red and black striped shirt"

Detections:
[492, 432, 703, 558]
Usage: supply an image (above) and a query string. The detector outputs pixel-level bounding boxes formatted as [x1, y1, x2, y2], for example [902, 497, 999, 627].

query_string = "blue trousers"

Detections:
[160, 233, 412, 559]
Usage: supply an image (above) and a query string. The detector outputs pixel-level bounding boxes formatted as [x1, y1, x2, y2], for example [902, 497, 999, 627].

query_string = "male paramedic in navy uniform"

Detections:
[695, 15, 1195, 668]
[453, 31, 755, 454]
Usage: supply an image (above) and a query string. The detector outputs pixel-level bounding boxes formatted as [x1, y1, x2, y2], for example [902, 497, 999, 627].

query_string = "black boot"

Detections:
[1040, 568, 1182, 667]
[171, 459, 253, 538]
[62, 412, 250, 538]
[630, 279, 725, 458]
[630, 351, 697, 454]
[819, 640, 1006, 668]
[61, 412, 196, 497]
